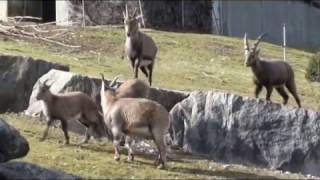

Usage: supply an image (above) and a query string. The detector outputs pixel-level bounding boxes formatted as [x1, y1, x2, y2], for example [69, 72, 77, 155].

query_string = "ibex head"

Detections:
[123, 7, 142, 37]
[36, 80, 51, 100]
[244, 33, 267, 67]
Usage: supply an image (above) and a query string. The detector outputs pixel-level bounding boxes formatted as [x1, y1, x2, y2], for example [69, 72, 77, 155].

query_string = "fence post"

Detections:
[82, 0, 85, 27]
[182, 0, 185, 29]
[283, 23, 286, 61]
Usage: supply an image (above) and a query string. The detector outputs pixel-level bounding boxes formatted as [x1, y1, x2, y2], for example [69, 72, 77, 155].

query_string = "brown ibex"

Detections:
[100, 74, 169, 169]
[244, 33, 301, 107]
[35, 81, 106, 145]
[123, 7, 158, 86]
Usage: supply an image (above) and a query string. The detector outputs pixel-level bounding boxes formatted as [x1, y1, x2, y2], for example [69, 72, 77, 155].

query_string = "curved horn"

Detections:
[132, 7, 138, 18]
[100, 73, 105, 81]
[109, 75, 121, 88]
[123, 11, 126, 19]
[244, 33, 249, 50]
[125, 4, 128, 18]
[253, 33, 267, 51]
[100, 73, 105, 93]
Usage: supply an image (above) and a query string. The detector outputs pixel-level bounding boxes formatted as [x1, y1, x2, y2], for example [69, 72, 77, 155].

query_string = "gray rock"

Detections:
[0, 55, 69, 113]
[25, 69, 188, 135]
[170, 91, 320, 176]
[0, 119, 29, 162]
[0, 161, 82, 179]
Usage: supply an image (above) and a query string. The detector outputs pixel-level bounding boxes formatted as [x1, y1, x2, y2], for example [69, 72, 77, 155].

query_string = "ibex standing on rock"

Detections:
[244, 33, 301, 107]
[123, 7, 158, 86]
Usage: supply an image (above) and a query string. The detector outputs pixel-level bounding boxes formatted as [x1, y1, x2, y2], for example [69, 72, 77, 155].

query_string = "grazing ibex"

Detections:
[35, 81, 106, 145]
[244, 33, 301, 107]
[123, 7, 158, 86]
[100, 74, 169, 169]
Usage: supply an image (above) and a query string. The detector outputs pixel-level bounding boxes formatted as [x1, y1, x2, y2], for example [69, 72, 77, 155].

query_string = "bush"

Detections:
[306, 52, 320, 82]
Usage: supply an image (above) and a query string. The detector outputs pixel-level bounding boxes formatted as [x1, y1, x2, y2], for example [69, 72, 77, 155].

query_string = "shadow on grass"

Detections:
[167, 166, 279, 179]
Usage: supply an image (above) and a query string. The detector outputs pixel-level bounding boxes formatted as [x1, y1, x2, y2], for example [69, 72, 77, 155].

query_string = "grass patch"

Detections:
[0, 26, 318, 110]
[0, 113, 306, 179]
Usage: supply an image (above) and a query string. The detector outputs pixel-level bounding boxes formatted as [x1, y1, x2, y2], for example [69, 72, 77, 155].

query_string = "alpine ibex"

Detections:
[35, 81, 106, 145]
[100, 74, 169, 169]
[244, 33, 301, 107]
[123, 7, 158, 86]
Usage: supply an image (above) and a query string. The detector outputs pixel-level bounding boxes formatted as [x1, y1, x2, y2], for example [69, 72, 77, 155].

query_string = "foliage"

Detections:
[306, 52, 320, 82]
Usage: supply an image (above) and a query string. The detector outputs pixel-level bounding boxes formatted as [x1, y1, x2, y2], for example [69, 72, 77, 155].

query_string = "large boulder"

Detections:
[0, 119, 29, 162]
[170, 91, 320, 176]
[25, 69, 188, 135]
[0, 161, 82, 179]
[0, 55, 69, 113]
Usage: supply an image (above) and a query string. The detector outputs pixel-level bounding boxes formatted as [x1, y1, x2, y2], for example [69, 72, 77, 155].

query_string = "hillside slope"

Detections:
[0, 25, 318, 111]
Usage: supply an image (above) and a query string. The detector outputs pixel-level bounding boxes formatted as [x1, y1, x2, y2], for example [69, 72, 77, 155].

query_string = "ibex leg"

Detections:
[286, 82, 301, 108]
[40, 118, 54, 141]
[275, 86, 289, 105]
[147, 64, 153, 86]
[265, 86, 273, 102]
[255, 84, 263, 98]
[60, 120, 70, 145]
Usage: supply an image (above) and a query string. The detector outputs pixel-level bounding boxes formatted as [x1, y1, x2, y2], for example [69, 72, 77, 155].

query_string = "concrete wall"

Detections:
[220, 1, 320, 50]
[56, 1, 71, 26]
[0, 0, 7, 21]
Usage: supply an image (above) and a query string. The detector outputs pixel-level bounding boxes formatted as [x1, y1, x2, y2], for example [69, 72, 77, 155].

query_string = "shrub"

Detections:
[306, 52, 320, 82]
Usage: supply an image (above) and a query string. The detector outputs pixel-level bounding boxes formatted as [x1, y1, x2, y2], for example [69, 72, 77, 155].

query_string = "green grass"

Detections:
[0, 25, 318, 178]
[1, 113, 306, 179]
[0, 26, 319, 110]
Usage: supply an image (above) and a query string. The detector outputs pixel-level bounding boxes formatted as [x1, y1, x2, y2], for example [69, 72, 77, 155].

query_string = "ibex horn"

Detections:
[244, 33, 249, 51]
[109, 75, 122, 88]
[100, 73, 105, 81]
[125, 3, 128, 18]
[132, 7, 138, 18]
[253, 33, 267, 51]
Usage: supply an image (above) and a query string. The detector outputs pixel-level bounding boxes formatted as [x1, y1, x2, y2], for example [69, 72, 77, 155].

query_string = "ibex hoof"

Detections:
[127, 155, 134, 162]
[114, 156, 120, 161]
[157, 164, 165, 169]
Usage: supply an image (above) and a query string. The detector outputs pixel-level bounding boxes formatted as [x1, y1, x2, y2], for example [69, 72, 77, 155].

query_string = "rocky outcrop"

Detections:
[25, 69, 188, 134]
[0, 162, 82, 179]
[0, 118, 29, 162]
[0, 55, 69, 112]
[170, 91, 320, 176]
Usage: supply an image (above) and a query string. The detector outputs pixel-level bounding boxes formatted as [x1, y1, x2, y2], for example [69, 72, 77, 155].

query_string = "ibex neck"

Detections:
[251, 58, 263, 76]
[41, 92, 56, 110]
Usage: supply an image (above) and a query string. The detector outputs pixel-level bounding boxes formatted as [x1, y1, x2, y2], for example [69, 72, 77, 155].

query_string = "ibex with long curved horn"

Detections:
[122, 7, 158, 86]
[100, 74, 169, 169]
[244, 33, 301, 108]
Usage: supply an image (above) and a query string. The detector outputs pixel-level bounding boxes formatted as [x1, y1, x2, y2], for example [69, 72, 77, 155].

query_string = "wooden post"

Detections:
[283, 23, 286, 61]
[138, 0, 145, 28]
[181, 0, 185, 29]
[82, 0, 85, 27]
